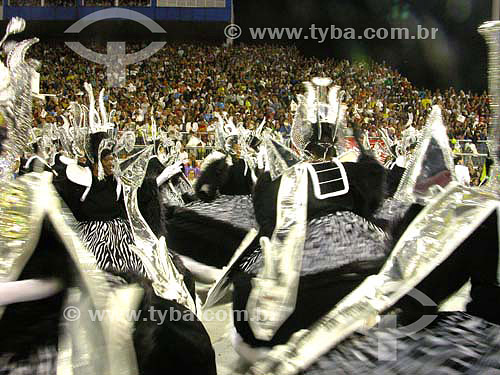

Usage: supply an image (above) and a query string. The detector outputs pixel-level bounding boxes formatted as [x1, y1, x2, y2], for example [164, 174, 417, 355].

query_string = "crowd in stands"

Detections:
[9, 0, 42, 6]
[25, 42, 490, 182]
[82, 0, 113, 5]
[8, 0, 151, 6]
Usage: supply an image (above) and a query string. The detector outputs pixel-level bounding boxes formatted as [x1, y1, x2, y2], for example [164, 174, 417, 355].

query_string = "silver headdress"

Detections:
[80, 83, 133, 180]
[291, 77, 345, 158]
[394, 105, 456, 203]
[84, 82, 114, 137]
[84, 83, 114, 168]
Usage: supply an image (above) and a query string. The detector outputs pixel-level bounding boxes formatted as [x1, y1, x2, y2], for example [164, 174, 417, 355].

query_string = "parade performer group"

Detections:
[0, 15, 499, 375]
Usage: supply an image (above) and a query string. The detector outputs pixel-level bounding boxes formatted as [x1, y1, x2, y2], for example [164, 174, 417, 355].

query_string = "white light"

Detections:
[311, 77, 333, 87]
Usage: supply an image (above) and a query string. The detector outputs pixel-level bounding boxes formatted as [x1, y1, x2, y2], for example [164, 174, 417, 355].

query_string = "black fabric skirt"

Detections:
[304, 312, 500, 375]
[165, 195, 257, 268]
[232, 211, 389, 348]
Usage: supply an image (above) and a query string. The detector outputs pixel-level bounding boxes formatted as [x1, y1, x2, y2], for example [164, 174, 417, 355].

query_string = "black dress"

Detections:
[299, 207, 500, 375]
[54, 167, 146, 276]
[165, 154, 257, 268]
[232, 154, 390, 348]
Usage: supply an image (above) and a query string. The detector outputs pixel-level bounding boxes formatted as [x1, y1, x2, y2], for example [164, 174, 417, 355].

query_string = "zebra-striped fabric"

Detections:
[77, 218, 146, 276]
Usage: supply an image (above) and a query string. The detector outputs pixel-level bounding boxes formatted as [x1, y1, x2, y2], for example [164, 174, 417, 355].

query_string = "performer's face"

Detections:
[233, 143, 241, 157]
[101, 154, 114, 176]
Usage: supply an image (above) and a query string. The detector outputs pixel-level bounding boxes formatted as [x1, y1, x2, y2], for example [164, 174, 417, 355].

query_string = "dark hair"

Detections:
[33, 140, 43, 155]
[100, 148, 113, 160]
[0, 126, 7, 155]
[89, 132, 109, 164]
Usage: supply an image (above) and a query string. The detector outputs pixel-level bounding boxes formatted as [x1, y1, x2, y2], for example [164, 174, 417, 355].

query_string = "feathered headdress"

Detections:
[81, 83, 119, 180]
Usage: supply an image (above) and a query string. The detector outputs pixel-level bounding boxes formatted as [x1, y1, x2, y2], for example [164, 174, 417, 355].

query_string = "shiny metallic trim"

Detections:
[247, 163, 308, 341]
[395, 105, 456, 203]
[0, 172, 139, 375]
[119, 145, 197, 313]
[248, 183, 500, 375]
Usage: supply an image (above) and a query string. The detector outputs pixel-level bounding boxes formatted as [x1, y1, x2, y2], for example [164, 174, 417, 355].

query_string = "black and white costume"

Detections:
[247, 24, 500, 375]
[165, 149, 257, 269]
[55, 158, 146, 275]
[232, 150, 389, 349]
[223, 80, 392, 360]
[0, 38, 216, 374]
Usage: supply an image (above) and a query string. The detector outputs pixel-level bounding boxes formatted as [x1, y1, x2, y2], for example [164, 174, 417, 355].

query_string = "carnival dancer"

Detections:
[246, 20, 500, 375]
[164, 115, 262, 276]
[227, 77, 390, 362]
[0, 20, 217, 374]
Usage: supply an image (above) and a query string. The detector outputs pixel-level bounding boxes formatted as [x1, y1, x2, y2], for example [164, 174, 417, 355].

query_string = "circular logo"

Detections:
[359, 288, 438, 340]
[63, 306, 81, 322]
[224, 24, 242, 40]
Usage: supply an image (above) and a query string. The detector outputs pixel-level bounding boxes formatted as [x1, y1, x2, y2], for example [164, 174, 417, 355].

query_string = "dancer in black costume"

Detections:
[229, 79, 390, 361]
[0, 27, 216, 373]
[55, 130, 147, 275]
[165, 117, 259, 271]
[247, 21, 500, 375]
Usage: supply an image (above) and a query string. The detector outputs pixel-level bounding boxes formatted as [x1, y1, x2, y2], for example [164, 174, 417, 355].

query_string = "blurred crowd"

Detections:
[8, 0, 151, 6]
[26, 42, 490, 179]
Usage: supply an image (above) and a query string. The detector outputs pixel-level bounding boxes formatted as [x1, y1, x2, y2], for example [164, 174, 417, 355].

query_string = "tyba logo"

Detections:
[65, 8, 166, 87]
